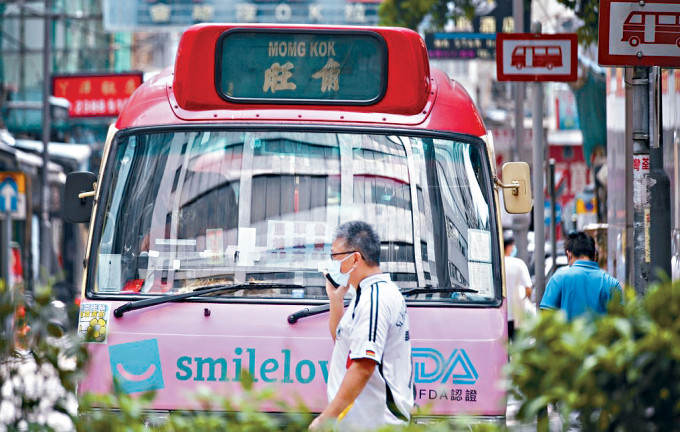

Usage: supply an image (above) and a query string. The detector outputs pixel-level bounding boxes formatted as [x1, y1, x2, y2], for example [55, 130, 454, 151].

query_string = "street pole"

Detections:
[512, 0, 529, 263]
[1, 209, 9, 340]
[629, 66, 650, 293]
[40, 0, 51, 283]
[549, 158, 557, 277]
[533, 79, 545, 305]
[531, 22, 545, 307]
[648, 66, 671, 284]
[1, 210, 10, 290]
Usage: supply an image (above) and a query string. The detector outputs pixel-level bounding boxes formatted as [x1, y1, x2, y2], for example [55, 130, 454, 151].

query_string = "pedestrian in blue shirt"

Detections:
[540, 231, 622, 320]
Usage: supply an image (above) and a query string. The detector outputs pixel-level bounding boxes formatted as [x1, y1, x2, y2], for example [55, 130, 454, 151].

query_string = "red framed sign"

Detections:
[52, 72, 143, 118]
[599, 0, 680, 67]
[496, 33, 577, 82]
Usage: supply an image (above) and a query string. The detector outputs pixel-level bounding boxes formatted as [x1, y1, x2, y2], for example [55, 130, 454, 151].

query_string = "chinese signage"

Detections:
[424, 1, 530, 60]
[496, 33, 578, 82]
[425, 33, 496, 60]
[598, 0, 680, 67]
[52, 73, 143, 118]
[217, 31, 386, 104]
[104, 0, 381, 31]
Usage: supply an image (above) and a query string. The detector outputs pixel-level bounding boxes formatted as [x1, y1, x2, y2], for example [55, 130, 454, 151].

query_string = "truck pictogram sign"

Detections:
[599, 0, 680, 67]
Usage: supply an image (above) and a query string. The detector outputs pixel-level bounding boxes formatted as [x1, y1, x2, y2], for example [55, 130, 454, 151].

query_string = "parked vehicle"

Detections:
[64, 24, 532, 425]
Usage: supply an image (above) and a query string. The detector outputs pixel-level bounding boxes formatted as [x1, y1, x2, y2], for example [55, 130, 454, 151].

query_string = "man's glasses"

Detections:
[330, 250, 359, 260]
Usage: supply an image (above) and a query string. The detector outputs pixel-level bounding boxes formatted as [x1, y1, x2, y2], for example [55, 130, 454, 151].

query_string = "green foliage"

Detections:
[379, 0, 599, 47]
[555, 0, 599, 47]
[0, 281, 88, 430]
[508, 282, 680, 430]
[378, 0, 478, 31]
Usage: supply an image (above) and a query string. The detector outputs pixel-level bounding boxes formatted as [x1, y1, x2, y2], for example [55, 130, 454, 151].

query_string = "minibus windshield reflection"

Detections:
[92, 130, 497, 303]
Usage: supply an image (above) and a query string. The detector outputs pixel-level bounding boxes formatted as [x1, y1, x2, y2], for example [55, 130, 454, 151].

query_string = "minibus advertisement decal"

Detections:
[109, 339, 165, 393]
[413, 348, 481, 404]
[103, 341, 481, 401]
[77, 302, 111, 343]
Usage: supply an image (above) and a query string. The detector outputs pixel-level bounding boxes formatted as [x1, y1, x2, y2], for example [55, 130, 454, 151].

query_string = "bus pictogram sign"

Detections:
[599, 0, 680, 67]
[496, 33, 577, 82]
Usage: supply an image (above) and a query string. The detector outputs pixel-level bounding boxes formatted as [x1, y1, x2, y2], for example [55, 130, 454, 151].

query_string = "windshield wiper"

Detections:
[400, 286, 478, 296]
[288, 300, 351, 324]
[113, 282, 305, 318]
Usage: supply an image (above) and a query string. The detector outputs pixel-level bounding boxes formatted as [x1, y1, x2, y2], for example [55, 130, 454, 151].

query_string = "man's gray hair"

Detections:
[334, 221, 381, 266]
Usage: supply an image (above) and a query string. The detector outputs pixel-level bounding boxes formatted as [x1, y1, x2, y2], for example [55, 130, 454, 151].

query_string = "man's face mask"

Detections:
[327, 253, 355, 287]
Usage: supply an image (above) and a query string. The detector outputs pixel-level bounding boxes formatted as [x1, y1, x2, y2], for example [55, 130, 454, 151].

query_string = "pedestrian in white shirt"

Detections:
[309, 221, 413, 431]
[503, 235, 532, 340]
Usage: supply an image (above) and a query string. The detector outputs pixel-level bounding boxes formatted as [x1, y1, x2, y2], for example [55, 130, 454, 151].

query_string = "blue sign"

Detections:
[413, 348, 479, 385]
[109, 339, 165, 394]
[0, 178, 18, 213]
[545, 200, 563, 226]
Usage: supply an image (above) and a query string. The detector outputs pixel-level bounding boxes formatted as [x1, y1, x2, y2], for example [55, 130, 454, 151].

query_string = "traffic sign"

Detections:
[0, 172, 26, 219]
[598, 0, 680, 67]
[496, 33, 577, 82]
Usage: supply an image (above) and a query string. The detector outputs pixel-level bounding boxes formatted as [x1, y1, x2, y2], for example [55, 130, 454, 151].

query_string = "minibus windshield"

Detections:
[92, 130, 499, 303]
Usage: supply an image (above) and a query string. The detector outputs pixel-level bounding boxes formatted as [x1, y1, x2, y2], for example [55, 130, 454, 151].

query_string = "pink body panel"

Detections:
[80, 300, 507, 416]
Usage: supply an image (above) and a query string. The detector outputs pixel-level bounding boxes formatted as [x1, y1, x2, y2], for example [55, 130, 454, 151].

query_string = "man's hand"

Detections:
[309, 413, 331, 431]
[325, 274, 349, 303]
[325, 274, 349, 340]
[309, 359, 374, 429]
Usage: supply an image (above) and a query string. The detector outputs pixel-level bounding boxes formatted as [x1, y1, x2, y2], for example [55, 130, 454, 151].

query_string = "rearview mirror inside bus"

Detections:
[501, 162, 532, 214]
[64, 171, 97, 223]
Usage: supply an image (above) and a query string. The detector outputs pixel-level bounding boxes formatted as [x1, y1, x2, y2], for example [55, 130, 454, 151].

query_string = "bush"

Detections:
[507, 281, 680, 431]
[0, 282, 87, 431]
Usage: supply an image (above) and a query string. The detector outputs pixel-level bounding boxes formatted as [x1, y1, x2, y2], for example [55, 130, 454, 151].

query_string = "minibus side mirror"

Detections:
[497, 162, 532, 214]
[64, 171, 97, 223]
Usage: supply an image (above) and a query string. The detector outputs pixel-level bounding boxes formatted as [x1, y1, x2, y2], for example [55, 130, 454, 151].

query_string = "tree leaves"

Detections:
[507, 281, 680, 430]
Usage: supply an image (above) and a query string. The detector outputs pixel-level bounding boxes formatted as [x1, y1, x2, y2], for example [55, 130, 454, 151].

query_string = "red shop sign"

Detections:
[52, 72, 143, 118]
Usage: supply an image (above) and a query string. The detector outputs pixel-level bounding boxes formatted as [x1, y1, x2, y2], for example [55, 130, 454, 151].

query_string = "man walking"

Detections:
[540, 231, 622, 320]
[503, 234, 532, 339]
[309, 221, 413, 431]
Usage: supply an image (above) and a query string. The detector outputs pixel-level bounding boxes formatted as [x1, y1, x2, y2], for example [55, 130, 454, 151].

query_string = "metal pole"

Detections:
[648, 66, 671, 283]
[533, 80, 545, 306]
[530, 21, 546, 306]
[1, 211, 10, 341]
[630, 66, 650, 293]
[40, 0, 51, 283]
[512, 0, 529, 263]
[549, 158, 557, 277]
[1, 211, 10, 290]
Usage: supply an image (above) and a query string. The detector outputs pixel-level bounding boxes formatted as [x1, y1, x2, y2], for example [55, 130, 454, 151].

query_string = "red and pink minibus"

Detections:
[64, 24, 532, 426]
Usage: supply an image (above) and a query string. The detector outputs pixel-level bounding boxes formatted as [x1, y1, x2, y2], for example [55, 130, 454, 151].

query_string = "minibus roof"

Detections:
[116, 24, 486, 137]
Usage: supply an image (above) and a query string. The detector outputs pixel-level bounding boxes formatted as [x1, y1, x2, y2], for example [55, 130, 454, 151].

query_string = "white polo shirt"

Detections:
[327, 273, 414, 430]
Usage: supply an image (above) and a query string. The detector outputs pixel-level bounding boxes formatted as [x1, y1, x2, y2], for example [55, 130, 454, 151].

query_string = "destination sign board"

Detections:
[216, 30, 386, 104]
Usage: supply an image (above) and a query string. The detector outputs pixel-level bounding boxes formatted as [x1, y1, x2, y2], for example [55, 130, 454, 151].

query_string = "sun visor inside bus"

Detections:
[173, 25, 431, 115]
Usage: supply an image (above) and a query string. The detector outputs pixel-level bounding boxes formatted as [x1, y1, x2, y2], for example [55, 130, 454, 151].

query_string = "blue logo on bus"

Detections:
[109, 339, 164, 394]
[413, 348, 479, 385]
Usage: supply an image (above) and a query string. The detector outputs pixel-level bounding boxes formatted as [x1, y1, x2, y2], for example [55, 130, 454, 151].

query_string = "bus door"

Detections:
[526, 47, 533, 67]
[645, 13, 656, 43]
